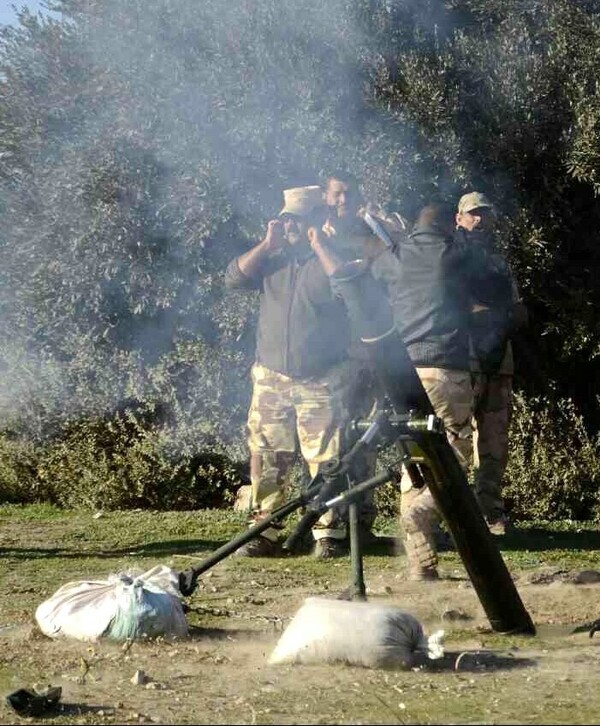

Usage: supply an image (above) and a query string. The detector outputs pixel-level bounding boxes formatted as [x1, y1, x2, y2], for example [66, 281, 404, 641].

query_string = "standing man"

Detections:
[323, 171, 407, 259]
[455, 191, 526, 535]
[322, 171, 361, 236]
[224, 186, 355, 559]
[382, 203, 476, 580]
[321, 172, 406, 540]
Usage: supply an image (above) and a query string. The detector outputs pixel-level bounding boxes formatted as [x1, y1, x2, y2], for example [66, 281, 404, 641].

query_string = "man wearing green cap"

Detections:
[455, 191, 527, 535]
[224, 186, 356, 559]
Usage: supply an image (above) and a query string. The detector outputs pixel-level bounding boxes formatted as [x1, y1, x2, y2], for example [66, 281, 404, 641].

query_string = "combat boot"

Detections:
[404, 530, 439, 581]
[233, 535, 280, 557]
[313, 537, 348, 559]
[400, 486, 441, 581]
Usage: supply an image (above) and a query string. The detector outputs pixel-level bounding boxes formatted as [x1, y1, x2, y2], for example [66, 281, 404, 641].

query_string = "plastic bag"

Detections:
[269, 597, 444, 669]
[35, 565, 188, 642]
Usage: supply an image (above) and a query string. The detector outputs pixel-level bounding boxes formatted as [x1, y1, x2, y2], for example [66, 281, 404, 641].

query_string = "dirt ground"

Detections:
[2, 507, 600, 724]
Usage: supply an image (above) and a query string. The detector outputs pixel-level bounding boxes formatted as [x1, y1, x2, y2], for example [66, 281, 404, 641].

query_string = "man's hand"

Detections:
[322, 217, 337, 238]
[235, 219, 284, 279]
[263, 219, 285, 252]
[308, 226, 343, 276]
[307, 225, 323, 249]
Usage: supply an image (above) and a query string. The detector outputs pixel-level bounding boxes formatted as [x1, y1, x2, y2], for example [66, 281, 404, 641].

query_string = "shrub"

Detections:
[0, 435, 47, 504]
[504, 391, 600, 521]
[1, 399, 248, 511]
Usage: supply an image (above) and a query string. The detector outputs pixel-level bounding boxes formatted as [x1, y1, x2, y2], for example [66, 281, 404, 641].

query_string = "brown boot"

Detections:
[408, 565, 440, 582]
[403, 529, 439, 580]
[401, 487, 440, 581]
[313, 537, 348, 560]
[233, 536, 280, 558]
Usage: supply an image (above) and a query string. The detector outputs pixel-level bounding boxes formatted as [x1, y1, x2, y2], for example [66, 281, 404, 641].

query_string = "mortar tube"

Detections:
[331, 261, 536, 635]
[282, 415, 387, 553]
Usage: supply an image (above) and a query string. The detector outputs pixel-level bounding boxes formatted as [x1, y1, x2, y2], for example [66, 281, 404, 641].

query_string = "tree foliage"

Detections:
[1, 0, 600, 515]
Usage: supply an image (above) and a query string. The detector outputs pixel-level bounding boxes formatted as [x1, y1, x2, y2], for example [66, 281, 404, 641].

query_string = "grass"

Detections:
[1, 505, 600, 724]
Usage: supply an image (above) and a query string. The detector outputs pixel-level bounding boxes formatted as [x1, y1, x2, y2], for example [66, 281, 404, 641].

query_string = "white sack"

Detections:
[269, 597, 444, 669]
[35, 565, 188, 642]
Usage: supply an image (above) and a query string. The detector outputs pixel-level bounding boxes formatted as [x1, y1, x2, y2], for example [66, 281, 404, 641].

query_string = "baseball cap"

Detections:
[457, 191, 494, 215]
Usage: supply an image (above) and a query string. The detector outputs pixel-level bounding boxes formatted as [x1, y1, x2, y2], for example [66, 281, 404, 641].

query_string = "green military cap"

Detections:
[457, 191, 495, 215]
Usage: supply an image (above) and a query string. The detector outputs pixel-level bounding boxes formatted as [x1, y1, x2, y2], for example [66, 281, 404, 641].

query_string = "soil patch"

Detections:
[1, 507, 600, 724]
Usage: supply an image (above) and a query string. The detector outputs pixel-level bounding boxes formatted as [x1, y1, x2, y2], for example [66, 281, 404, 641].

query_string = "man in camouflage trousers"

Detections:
[225, 185, 356, 559]
[369, 202, 476, 581]
[455, 191, 527, 535]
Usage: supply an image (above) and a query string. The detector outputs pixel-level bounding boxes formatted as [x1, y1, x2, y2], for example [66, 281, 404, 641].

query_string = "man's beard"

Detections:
[466, 227, 494, 246]
[285, 233, 312, 258]
[286, 231, 303, 246]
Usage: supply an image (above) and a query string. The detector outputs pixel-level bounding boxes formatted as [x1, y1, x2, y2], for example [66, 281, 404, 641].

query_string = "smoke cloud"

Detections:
[0, 0, 433, 437]
[0, 0, 543, 444]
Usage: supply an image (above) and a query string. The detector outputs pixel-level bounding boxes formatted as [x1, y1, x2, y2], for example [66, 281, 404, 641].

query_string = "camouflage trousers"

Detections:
[400, 367, 474, 574]
[472, 372, 513, 522]
[246, 361, 354, 541]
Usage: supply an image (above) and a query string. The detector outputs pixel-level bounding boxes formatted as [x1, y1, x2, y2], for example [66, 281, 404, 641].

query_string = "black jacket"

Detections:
[224, 246, 350, 379]
[454, 228, 515, 309]
[377, 224, 472, 369]
[454, 227, 519, 374]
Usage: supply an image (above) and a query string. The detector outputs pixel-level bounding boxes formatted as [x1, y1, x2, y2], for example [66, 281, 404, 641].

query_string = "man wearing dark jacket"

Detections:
[224, 185, 355, 559]
[373, 203, 475, 580]
[321, 171, 406, 540]
[455, 192, 526, 535]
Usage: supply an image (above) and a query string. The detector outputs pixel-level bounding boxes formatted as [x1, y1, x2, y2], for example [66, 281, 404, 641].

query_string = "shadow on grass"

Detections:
[0, 538, 227, 560]
[498, 528, 600, 552]
[366, 528, 600, 557]
[5, 526, 596, 566]
[0, 533, 405, 563]
[363, 535, 401, 556]
[421, 649, 537, 672]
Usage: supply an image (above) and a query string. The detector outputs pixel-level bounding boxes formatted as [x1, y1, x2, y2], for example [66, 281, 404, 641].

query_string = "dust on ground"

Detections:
[1, 508, 600, 724]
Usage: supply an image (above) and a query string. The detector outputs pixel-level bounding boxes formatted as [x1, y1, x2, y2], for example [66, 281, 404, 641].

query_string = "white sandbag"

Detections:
[269, 597, 444, 669]
[35, 565, 188, 642]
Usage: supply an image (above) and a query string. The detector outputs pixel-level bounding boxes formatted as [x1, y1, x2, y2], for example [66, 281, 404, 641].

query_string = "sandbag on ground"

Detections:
[35, 565, 188, 642]
[269, 597, 444, 669]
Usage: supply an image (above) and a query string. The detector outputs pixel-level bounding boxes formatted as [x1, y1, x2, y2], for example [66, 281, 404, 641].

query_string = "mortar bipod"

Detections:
[304, 406, 536, 635]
